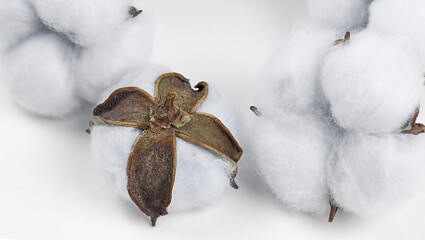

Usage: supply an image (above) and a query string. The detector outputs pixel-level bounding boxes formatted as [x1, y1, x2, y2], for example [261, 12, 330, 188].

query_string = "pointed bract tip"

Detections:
[230, 178, 239, 189]
[250, 106, 261, 116]
[150, 216, 158, 227]
[328, 204, 339, 223]
[129, 6, 143, 18]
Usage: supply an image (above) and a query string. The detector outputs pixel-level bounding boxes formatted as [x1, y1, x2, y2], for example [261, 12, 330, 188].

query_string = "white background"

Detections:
[1, 0, 425, 239]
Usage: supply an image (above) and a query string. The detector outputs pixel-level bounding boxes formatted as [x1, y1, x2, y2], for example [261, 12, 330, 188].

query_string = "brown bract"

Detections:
[129, 6, 143, 18]
[90, 73, 243, 226]
[402, 107, 425, 135]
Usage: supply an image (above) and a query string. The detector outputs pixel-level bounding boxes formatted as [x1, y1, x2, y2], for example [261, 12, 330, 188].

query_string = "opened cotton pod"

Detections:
[89, 69, 243, 226]
[0, 0, 152, 117]
[252, 0, 425, 221]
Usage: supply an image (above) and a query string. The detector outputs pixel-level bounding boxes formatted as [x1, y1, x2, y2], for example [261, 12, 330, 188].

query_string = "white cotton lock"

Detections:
[76, 12, 154, 104]
[253, 113, 334, 216]
[0, 0, 43, 51]
[256, 25, 336, 116]
[90, 67, 242, 212]
[307, 0, 373, 32]
[34, 0, 129, 47]
[322, 31, 424, 134]
[1, 33, 80, 118]
[328, 132, 425, 216]
[368, 0, 425, 71]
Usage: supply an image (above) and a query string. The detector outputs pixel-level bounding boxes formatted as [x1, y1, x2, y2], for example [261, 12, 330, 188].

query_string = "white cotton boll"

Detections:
[329, 132, 425, 215]
[1, 33, 80, 117]
[0, 0, 43, 51]
[34, 0, 129, 46]
[253, 113, 332, 215]
[257, 25, 336, 116]
[76, 13, 154, 104]
[91, 71, 241, 211]
[308, 0, 372, 32]
[368, 0, 425, 71]
[322, 31, 424, 134]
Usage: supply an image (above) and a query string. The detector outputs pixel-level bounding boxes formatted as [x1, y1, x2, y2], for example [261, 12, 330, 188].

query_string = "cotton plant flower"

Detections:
[0, 0, 152, 118]
[89, 65, 244, 226]
[253, 0, 425, 220]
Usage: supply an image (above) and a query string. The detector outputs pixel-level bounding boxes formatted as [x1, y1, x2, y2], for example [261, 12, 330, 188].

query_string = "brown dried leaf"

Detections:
[93, 87, 154, 129]
[155, 73, 208, 113]
[127, 128, 177, 226]
[175, 113, 243, 163]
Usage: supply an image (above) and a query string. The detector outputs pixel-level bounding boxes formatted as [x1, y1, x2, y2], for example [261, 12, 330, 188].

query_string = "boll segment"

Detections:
[307, 0, 373, 32]
[322, 30, 424, 134]
[0, 0, 152, 118]
[89, 71, 243, 226]
[368, 0, 425, 71]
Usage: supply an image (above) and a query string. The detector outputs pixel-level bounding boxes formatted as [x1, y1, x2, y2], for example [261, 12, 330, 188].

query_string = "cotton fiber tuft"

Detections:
[253, 1, 425, 219]
[0, 0, 153, 118]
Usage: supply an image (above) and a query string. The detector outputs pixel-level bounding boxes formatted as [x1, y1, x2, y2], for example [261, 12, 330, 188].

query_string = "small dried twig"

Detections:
[334, 31, 351, 45]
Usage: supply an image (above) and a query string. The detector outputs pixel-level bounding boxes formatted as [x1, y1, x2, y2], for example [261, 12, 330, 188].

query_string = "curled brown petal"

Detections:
[127, 128, 177, 227]
[155, 73, 208, 113]
[175, 113, 243, 163]
[93, 87, 154, 129]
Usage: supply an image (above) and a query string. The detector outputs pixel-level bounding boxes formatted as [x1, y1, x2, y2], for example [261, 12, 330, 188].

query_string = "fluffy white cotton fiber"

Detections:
[256, 26, 336, 115]
[307, 0, 373, 32]
[2, 33, 80, 117]
[322, 31, 423, 134]
[0, 0, 42, 51]
[254, 1, 425, 218]
[34, 0, 129, 46]
[368, 0, 425, 71]
[91, 68, 241, 211]
[76, 12, 154, 103]
[253, 114, 332, 215]
[329, 132, 425, 215]
[0, 0, 153, 118]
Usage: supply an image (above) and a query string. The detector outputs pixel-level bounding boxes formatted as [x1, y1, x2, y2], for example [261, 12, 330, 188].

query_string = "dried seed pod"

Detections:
[90, 73, 243, 226]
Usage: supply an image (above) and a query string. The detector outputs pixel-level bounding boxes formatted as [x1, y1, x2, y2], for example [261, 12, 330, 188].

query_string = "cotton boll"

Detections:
[0, 0, 43, 51]
[1, 33, 80, 117]
[329, 132, 425, 215]
[322, 31, 424, 134]
[76, 13, 154, 104]
[368, 0, 425, 71]
[308, 0, 373, 32]
[257, 25, 336, 116]
[34, 0, 129, 46]
[91, 71, 241, 211]
[253, 113, 333, 215]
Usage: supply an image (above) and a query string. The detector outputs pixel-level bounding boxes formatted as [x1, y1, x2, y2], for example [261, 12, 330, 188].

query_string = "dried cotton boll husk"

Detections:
[76, 13, 154, 104]
[257, 25, 336, 116]
[0, 0, 43, 51]
[34, 0, 129, 47]
[1, 33, 80, 118]
[307, 0, 373, 32]
[322, 31, 424, 134]
[368, 0, 425, 71]
[91, 69, 241, 212]
[253, 113, 333, 215]
[328, 132, 425, 216]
